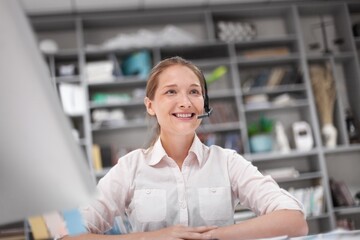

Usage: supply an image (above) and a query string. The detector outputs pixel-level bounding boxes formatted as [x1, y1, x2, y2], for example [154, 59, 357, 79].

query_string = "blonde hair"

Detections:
[145, 56, 206, 146]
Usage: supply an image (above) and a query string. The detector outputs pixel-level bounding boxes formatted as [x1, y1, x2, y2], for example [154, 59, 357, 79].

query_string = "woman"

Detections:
[64, 56, 308, 240]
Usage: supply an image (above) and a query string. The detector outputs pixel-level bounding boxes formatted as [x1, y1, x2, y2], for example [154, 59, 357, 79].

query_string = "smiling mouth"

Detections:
[173, 113, 195, 118]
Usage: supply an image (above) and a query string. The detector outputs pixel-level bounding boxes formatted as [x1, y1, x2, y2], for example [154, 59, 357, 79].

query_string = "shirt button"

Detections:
[210, 188, 217, 193]
[145, 189, 151, 194]
[179, 201, 186, 209]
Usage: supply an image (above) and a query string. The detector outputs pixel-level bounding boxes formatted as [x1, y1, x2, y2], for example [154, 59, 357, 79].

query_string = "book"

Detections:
[28, 215, 50, 239]
[85, 60, 114, 83]
[0, 225, 25, 240]
[42, 212, 68, 238]
[242, 47, 290, 59]
[288, 185, 324, 217]
[61, 209, 87, 236]
[100, 145, 113, 168]
[224, 132, 242, 153]
[251, 70, 271, 88]
[279, 69, 302, 86]
[267, 67, 286, 88]
[58, 83, 86, 116]
[207, 102, 238, 124]
[92, 144, 103, 171]
[330, 179, 355, 207]
[262, 167, 299, 180]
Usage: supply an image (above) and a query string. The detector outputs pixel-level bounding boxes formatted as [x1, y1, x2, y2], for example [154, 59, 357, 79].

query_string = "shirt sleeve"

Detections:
[80, 159, 131, 234]
[228, 152, 305, 216]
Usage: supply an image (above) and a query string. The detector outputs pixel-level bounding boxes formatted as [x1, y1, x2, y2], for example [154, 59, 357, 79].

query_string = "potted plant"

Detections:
[248, 115, 274, 153]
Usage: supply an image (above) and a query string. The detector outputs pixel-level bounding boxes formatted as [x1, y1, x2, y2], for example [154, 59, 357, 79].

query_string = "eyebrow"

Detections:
[162, 83, 201, 89]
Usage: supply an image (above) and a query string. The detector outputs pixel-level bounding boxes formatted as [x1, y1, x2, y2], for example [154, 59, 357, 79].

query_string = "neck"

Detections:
[160, 132, 195, 168]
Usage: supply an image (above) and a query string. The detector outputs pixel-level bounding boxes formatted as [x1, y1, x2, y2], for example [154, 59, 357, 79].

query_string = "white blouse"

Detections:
[81, 135, 304, 234]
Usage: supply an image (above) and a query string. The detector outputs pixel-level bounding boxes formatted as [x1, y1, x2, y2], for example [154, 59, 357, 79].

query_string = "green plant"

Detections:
[248, 115, 274, 137]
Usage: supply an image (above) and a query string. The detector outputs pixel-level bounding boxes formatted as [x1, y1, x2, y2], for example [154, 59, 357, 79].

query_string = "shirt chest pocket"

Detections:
[198, 187, 233, 221]
[134, 189, 166, 223]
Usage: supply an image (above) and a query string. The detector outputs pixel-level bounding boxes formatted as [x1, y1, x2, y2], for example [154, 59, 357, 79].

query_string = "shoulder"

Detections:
[105, 148, 148, 177]
[207, 144, 248, 163]
[98, 148, 148, 188]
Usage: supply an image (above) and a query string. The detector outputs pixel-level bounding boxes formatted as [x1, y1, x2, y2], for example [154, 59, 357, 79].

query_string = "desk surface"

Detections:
[259, 229, 360, 240]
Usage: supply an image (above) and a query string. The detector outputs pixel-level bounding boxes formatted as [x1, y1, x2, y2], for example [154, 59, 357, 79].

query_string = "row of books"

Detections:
[330, 178, 356, 207]
[85, 51, 151, 83]
[288, 185, 324, 217]
[92, 144, 130, 172]
[234, 184, 324, 221]
[261, 167, 300, 180]
[241, 46, 290, 59]
[201, 102, 239, 125]
[198, 132, 243, 153]
[0, 223, 25, 240]
[59, 83, 86, 116]
[241, 67, 303, 93]
[337, 218, 356, 230]
[27, 209, 86, 239]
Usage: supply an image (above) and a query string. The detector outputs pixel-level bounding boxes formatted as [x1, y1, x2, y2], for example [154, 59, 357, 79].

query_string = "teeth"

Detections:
[176, 113, 192, 118]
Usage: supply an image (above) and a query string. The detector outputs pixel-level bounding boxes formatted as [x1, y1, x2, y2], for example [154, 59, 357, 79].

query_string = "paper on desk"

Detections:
[257, 236, 288, 240]
[290, 229, 360, 239]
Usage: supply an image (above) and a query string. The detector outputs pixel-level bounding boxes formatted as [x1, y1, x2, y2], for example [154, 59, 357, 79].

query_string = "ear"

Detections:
[144, 97, 156, 116]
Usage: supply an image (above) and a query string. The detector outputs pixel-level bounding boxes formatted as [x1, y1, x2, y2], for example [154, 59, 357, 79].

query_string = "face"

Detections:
[144, 65, 204, 138]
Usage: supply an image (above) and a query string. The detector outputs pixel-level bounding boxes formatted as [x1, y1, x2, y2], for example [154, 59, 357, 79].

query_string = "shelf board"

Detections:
[247, 148, 318, 162]
[324, 144, 360, 154]
[43, 48, 79, 57]
[354, 37, 360, 46]
[85, 46, 143, 56]
[208, 89, 237, 99]
[242, 84, 306, 96]
[197, 121, 241, 133]
[234, 35, 297, 48]
[87, 77, 146, 88]
[307, 51, 355, 62]
[274, 171, 323, 183]
[244, 99, 308, 112]
[78, 138, 87, 146]
[192, 57, 231, 68]
[333, 205, 360, 215]
[55, 75, 81, 84]
[92, 120, 148, 132]
[66, 112, 84, 118]
[306, 213, 330, 221]
[89, 100, 145, 109]
[236, 54, 300, 67]
[95, 167, 111, 179]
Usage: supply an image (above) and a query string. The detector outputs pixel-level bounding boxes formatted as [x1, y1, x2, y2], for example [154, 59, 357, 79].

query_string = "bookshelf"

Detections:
[19, 0, 360, 238]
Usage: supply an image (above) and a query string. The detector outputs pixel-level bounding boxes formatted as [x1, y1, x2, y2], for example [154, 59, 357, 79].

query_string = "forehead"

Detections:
[157, 65, 201, 86]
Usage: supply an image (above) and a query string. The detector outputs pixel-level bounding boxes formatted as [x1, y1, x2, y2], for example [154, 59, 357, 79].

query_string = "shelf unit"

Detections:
[20, 0, 360, 237]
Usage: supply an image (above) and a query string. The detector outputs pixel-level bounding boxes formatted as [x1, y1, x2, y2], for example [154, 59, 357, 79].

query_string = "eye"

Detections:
[190, 89, 201, 95]
[165, 89, 176, 95]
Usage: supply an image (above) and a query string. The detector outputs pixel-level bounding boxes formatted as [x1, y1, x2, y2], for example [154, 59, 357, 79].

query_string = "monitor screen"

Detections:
[0, 0, 96, 225]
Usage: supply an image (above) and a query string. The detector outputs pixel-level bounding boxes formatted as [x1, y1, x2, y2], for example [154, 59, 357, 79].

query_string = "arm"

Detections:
[208, 209, 308, 240]
[62, 225, 218, 240]
[226, 152, 308, 239]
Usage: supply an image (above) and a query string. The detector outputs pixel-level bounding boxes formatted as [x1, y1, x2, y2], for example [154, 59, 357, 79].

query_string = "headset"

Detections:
[197, 71, 213, 119]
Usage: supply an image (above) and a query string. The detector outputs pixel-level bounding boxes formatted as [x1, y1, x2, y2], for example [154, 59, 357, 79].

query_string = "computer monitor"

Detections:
[0, 0, 96, 225]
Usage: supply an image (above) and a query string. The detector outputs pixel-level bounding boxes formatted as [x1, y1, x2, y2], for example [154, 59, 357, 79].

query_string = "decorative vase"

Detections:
[250, 134, 273, 153]
[322, 123, 337, 148]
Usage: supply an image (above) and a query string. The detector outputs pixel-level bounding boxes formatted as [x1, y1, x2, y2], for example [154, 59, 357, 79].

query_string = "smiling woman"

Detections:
[144, 62, 205, 158]
[62, 56, 308, 240]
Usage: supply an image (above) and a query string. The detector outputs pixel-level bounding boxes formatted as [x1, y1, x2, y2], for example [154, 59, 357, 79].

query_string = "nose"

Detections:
[179, 92, 192, 109]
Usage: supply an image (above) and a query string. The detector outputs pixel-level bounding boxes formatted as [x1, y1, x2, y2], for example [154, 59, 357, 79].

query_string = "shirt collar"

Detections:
[148, 134, 205, 167]
[189, 134, 205, 166]
[148, 137, 167, 166]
